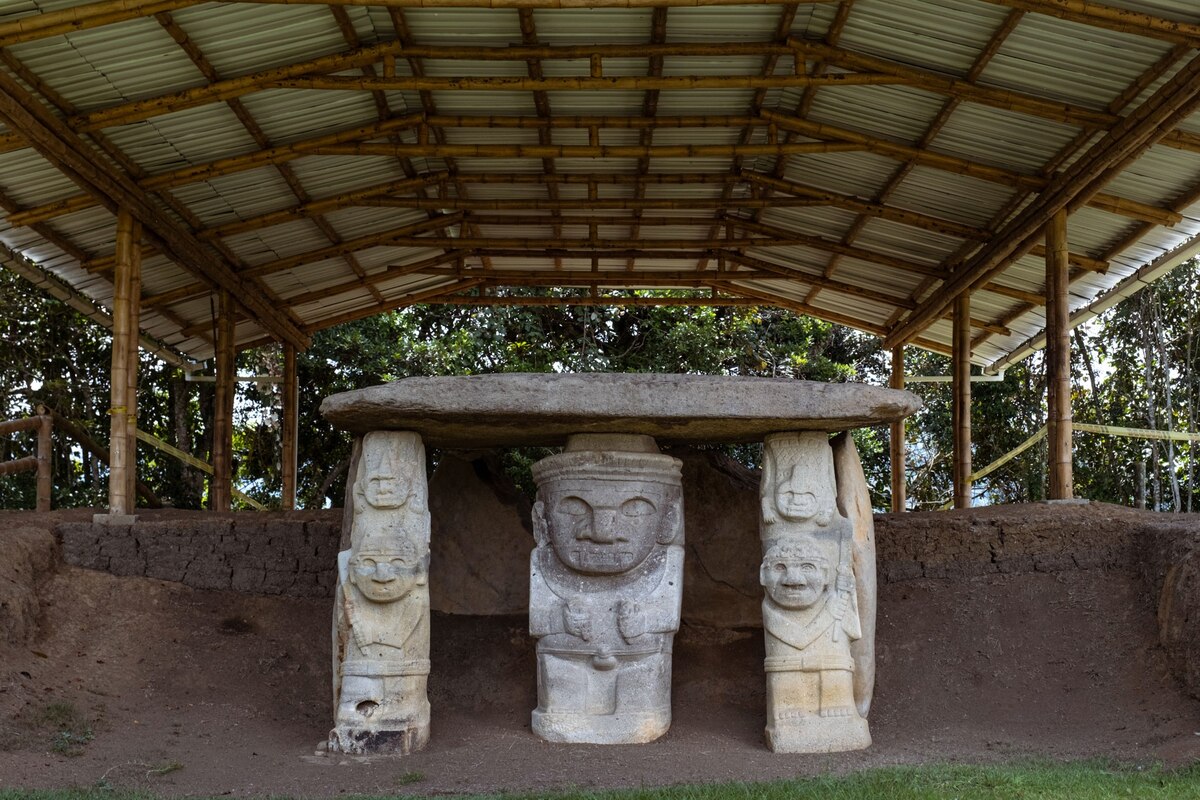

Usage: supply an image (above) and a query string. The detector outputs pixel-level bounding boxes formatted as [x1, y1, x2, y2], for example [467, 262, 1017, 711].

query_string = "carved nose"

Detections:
[783, 566, 807, 586]
[587, 510, 619, 543]
[374, 563, 396, 580]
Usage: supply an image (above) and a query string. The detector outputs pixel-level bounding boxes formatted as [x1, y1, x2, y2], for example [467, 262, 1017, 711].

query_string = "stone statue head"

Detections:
[760, 539, 833, 610]
[762, 432, 838, 527]
[356, 431, 426, 512]
[531, 450, 682, 575]
[349, 539, 427, 604]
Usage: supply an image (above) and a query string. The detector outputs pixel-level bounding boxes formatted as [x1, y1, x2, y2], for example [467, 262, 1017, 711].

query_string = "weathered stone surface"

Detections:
[329, 431, 431, 755]
[429, 453, 533, 616]
[321, 373, 922, 446]
[676, 449, 761, 629]
[529, 434, 684, 744]
[758, 432, 872, 753]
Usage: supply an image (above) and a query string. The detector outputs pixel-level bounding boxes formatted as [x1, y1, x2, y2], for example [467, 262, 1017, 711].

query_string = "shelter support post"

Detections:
[889, 345, 906, 513]
[106, 209, 140, 518]
[36, 407, 52, 513]
[952, 295, 972, 510]
[211, 290, 235, 511]
[1046, 209, 1073, 500]
[281, 343, 299, 511]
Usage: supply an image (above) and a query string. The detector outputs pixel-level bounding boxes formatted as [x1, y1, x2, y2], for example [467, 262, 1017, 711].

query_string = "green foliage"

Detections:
[38, 702, 93, 757]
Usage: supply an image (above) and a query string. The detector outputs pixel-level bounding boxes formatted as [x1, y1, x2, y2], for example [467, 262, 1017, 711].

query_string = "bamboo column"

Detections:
[952, 295, 972, 510]
[125, 223, 141, 509]
[211, 291, 235, 511]
[1046, 209, 1073, 499]
[281, 343, 299, 511]
[890, 345, 907, 513]
[36, 406, 52, 513]
[107, 209, 139, 517]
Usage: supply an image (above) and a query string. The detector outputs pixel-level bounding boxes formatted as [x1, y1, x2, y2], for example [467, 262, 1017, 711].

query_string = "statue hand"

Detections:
[564, 603, 592, 641]
[617, 599, 646, 641]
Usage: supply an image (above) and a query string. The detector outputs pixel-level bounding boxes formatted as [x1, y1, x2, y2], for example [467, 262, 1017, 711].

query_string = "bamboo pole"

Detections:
[125, 219, 141, 512]
[309, 142, 865, 160]
[268, 73, 904, 93]
[890, 346, 906, 514]
[0, 457, 38, 476]
[361, 197, 832, 211]
[885, 51, 1200, 350]
[953, 295, 972, 509]
[1046, 209, 1073, 499]
[107, 209, 135, 517]
[36, 410, 52, 513]
[211, 290, 235, 512]
[978, 0, 1200, 46]
[281, 343, 298, 511]
[758, 109, 1182, 227]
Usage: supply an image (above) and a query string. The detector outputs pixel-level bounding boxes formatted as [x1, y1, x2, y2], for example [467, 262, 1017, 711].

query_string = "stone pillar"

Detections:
[529, 433, 684, 744]
[758, 431, 874, 753]
[329, 430, 431, 755]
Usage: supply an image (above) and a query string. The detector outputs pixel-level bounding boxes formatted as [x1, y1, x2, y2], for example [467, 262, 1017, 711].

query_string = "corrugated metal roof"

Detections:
[1, 0, 1199, 367]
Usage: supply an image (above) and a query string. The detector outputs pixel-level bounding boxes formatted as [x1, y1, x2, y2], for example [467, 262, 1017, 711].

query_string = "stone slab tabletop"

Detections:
[321, 373, 921, 448]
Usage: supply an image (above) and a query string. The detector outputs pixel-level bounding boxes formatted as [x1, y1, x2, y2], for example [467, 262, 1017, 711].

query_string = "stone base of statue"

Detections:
[533, 708, 669, 745]
[328, 721, 430, 756]
[765, 711, 871, 754]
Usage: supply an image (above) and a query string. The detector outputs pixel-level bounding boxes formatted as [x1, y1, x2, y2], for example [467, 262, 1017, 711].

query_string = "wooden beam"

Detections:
[0, 70, 309, 351]
[107, 209, 137, 517]
[363, 197, 831, 211]
[309, 142, 865, 160]
[281, 343, 299, 511]
[432, 294, 762, 308]
[979, 0, 1200, 46]
[211, 290, 235, 511]
[268, 73, 903, 94]
[36, 411, 52, 513]
[952, 294, 972, 510]
[1046, 209, 1072, 499]
[885, 51, 1200, 349]
[890, 345, 906, 514]
[759, 109, 1183, 226]
[125, 222, 141, 511]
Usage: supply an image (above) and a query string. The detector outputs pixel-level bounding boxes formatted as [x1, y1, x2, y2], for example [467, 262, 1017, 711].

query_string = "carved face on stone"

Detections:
[764, 433, 838, 527]
[775, 466, 823, 522]
[349, 543, 426, 603]
[761, 543, 830, 610]
[540, 478, 674, 575]
[357, 431, 422, 510]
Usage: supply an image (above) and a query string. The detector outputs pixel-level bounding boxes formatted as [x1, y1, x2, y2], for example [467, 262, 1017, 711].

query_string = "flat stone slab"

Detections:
[321, 374, 921, 448]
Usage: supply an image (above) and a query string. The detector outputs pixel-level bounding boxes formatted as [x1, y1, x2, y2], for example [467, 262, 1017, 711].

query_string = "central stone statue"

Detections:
[528, 434, 684, 744]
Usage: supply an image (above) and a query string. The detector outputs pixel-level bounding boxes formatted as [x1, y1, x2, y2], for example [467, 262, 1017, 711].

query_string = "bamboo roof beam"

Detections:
[300, 279, 489, 335]
[979, 0, 1200, 46]
[516, 7, 566, 271]
[0, 70, 307, 350]
[267, 73, 904, 93]
[475, 249, 718, 261]
[885, 50, 1200, 349]
[6, 115, 426, 227]
[797, 9, 1020, 309]
[360, 198, 830, 211]
[309, 142, 865, 159]
[433, 294, 763, 309]
[417, 269, 783, 285]
[282, 253, 468, 308]
[627, 5, 669, 271]
[758, 109, 1182, 227]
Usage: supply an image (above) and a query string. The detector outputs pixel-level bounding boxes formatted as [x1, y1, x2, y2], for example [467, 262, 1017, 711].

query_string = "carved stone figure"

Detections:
[759, 431, 874, 753]
[329, 431, 431, 755]
[529, 433, 684, 744]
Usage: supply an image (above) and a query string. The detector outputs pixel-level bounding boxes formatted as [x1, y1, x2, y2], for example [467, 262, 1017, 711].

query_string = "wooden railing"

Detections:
[0, 406, 53, 512]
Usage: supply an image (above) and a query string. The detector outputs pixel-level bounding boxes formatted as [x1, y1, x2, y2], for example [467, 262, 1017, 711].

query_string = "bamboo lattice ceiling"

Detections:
[0, 0, 1199, 368]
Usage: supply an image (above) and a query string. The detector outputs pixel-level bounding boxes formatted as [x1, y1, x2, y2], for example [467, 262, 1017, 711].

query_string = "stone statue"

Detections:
[758, 431, 874, 753]
[529, 434, 684, 744]
[329, 431, 431, 755]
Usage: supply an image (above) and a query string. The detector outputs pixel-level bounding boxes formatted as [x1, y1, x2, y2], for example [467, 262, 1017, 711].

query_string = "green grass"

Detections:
[1, 761, 1198, 799]
[38, 703, 93, 757]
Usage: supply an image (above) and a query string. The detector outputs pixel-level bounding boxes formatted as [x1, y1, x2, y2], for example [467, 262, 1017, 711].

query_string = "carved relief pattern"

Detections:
[329, 431, 432, 755]
[529, 435, 684, 744]
[759, 431, 872, 753]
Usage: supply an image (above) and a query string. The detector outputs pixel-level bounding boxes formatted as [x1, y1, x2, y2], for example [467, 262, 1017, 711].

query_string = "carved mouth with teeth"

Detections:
[572, 549, 635, 570]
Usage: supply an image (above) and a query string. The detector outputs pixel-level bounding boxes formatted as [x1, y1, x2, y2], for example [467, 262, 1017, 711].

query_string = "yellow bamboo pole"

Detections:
[107, 209, 136, 518]
[953, 295, 972, 509]
[124, 218, 142, 512]
[1046, 209, 1072, 499]
[281, 343, 298, 512]
[211, 291, 235, 512]
[268, 73, 904, 93]
[310, 142, 865, 159]
[890, 346, 906, 513]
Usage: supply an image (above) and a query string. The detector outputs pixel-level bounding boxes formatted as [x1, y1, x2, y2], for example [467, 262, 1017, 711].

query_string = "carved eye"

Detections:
[800, 562, 820, 574]
[354, 559, 377, 575]
[558, 497, 590, 516]
[620, 497, 655, 517]
[772, 562, 787, 573]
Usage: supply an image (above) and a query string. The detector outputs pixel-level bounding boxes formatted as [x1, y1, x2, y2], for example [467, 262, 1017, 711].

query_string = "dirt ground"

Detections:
[2, 512, 1199, 796]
